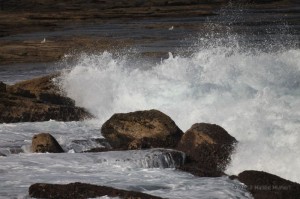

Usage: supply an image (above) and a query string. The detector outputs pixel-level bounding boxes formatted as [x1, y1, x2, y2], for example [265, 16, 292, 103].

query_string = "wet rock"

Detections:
[31, 133, 64, 153]
[37, 92, 75, 106]
[177, 123, 237, 176]
[234, 170, 300, 199]
[29, 182, 164, 199]
[0, 74, 92, 123]
[0, 82, 6, 92]
[7, 74, 58, 93]
[101, 109, 183, 150]
[8, 88, 36, 98]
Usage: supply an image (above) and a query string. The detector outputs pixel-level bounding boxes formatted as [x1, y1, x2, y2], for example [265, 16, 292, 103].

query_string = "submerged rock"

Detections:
[101, 109, 183, 150]
[29, 182, 164, 199]
[31, 133, 64, 153]
[177, 123, 237, 176]
[0, 74, 92, 123]
[233, 170, 300, 199]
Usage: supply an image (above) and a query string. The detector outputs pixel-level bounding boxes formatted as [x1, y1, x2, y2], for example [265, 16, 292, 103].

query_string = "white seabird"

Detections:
[41, 38, 46, 43]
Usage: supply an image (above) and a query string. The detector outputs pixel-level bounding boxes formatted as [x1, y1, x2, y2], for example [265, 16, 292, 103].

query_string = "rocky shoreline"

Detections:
[4, 77, 296, 199]
[0, 74, 92, 123]
[1, 0, 300, 198]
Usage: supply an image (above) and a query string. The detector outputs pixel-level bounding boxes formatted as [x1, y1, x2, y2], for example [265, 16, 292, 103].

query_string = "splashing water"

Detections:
[58, 33, 300, 182]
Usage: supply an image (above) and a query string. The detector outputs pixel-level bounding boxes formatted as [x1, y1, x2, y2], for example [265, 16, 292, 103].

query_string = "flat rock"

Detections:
[233, 170, 300, 199]
[29, 182, 164, 199]
[0, 74, 92, 123]
[31, 133, 64, 153]
[101, 109, 183, 150]
[177, 123, 237, 176]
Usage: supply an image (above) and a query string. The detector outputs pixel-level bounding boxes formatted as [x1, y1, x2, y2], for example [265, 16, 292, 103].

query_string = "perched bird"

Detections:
[168, 26, 174, 31]
[41, 38, 46, 43]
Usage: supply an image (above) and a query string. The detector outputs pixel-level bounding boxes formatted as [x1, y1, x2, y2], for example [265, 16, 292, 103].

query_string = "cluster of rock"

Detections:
[101, 109, 236, 176]
[27, 108, 300, 199]
[2, 76, 297, 199]
[0, 74, 92, 123]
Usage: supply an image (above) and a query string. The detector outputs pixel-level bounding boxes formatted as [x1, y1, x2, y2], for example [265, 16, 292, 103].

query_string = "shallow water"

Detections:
[0, 148, 252, 199]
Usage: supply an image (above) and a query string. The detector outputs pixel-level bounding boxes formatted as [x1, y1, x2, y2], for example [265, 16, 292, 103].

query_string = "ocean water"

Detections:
[1, 6, 300, 199]
[57, 30, 300, 183]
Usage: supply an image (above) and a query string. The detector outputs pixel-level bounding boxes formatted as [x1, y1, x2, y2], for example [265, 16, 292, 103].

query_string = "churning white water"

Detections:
[58, 35, 300, 183]
[0, 120, 251, 199]
[0, 9, 299, 197]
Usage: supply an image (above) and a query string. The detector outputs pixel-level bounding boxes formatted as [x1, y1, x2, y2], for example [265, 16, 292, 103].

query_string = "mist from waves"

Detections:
[57, 21, 300, 182]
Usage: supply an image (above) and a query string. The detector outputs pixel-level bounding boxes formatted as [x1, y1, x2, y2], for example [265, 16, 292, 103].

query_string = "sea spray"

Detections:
[58, 35, 300, 182]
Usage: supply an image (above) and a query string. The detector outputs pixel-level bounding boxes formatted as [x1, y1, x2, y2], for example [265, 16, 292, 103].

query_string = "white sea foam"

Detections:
[0, 152, 251, 199]
[58, 37, 300, 182]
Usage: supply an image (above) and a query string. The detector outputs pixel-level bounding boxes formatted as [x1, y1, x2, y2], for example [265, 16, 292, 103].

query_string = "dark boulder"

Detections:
[0, 74, 92, 123]
[31, 133, 64, 153]
[233, 170, 300, 199]
[177, 123, 237, 176]
[29, 182, 164, 199]
[37, 92, 75, 106]
[101, 109, 183, 150]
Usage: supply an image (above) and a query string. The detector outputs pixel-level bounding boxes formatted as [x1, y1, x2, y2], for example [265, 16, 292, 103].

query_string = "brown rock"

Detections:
[0, 82, 6, 92]
[31, 133, 64, 153]
[235, 170, 300, 199]
[7, 73, 60, 94]
[29, 182, 164, 199]
[177, 123, 237, 176]
[0, 74, 92, 123]
[101, 109, 183, 150]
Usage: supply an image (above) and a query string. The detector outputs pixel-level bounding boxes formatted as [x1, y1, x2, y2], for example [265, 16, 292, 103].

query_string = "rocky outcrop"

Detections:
[0, 74, 92, 123]
[31, 133, 64, 153]
[232, 170, 300, 199]
[101, 109, 183, 150]
[29, 182, 164, 199]
[177, 123, 237, 177]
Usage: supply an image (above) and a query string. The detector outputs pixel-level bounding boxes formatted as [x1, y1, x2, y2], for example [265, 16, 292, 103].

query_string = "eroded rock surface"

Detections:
[0, 74, 92, 123]
[31, 133, 64, 153]
[101, 109, 183, 150]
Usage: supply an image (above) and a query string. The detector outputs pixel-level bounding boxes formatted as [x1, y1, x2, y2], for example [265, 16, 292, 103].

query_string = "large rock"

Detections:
[177, 123, 237, 176]
[31, 133, 64, 153]
[233, 170, 300, 199]
[0, 74, 92, 123]
[29, 182, 164, 199]
[101, 109, 183, 150]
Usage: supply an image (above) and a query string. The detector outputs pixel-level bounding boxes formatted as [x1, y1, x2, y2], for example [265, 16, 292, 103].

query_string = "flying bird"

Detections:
[168, 26, 174, 31]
